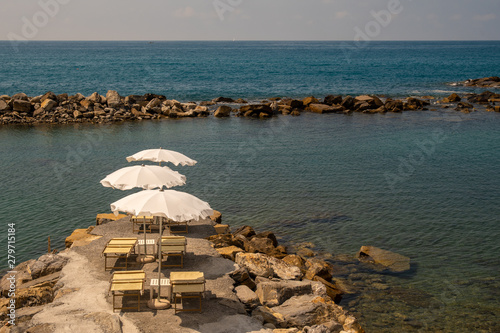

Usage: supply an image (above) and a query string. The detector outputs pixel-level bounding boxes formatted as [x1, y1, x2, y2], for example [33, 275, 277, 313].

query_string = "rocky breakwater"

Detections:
[207, 225, 365, 333]
[454, 76, 500, 88]
[2, 89, 499, 125]
[0, 91, 211, 125]
[0, 253, 69, 327]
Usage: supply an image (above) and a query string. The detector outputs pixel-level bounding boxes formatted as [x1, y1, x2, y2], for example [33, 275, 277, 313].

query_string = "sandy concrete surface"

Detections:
[30, 217, 272, 333]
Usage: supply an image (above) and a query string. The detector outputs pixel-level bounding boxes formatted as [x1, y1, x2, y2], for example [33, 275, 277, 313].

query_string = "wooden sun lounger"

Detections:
[110, 270, 146, 312]
[96, 213, 127, 225]
[166, 219, 189, 234]
[131, 216, 155, 233]
[161, 236, 186, 268]
[102, 238, 138, 271]
[170, 271, 205, 313]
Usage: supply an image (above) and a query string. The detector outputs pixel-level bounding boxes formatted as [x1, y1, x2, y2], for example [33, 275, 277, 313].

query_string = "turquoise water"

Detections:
[1, 41, 500, 331]
[1, 111, 499, 331]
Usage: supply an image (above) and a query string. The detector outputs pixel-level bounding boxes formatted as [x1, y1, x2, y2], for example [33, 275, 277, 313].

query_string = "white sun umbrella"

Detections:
[126, 148, 197, 166]
[100, 165, 186, 190]
[110, 189, 213, 307]
[100, 164, 187, 257]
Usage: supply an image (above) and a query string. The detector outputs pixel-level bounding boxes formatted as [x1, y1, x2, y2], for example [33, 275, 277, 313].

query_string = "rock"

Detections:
[282, 255, 305, 271]
[80, 99, 94, 111]
[40, 91, 57, 103]
[33, 108, 45, 117]
[269, 295, 353, 330]
[207, 234, 244, 249]
[106, 90, 121, 108]
[57, 93, 68, 103]
[255, 280, 322, 307]
[461, 76, 500, 88]
[230, 266, 256, 290]
[246, 237, 276, 254]
[13, 100, 32, 113]
[253, 231, 278, 248]
[355, 95, 383, 108]
[72, 110, 82, 119]
[214, 105, 232, 117]
[340, 96, 355, 109]
[357, 246, 410, 273]
[0, 99, 10, 113]
[384, 99, 404, 113]
[304, 258, 334, 281]
[41, 99, 57, 112]
[447, 93, 461, 102]
[252, 306, 285, 327]
[235, 253, 302, 280]
[233, 225, 257, 238]
[239, 104, 274, 117]
[11, 93, 29, 101]
[273, 329, 300, 333]
[302, 96, 319, 107]
[313, 276, 344, 304]
[145, 98, 162, 110]
[65, 228, 101, 248]
[210, 210, 222, 223]
[29, 254, 69, 279]
[217, 246, 244, 261]
[323, 95, 343, 106]
[82, 312, 122, 333]
[455, 102, 473, 110]
[213, 96, 235, 103]
[88, 92, 103, 104]
[0, 260, 35, 296]
[235, 98, 248, 104]
[307, 104, 343, 114]
[235, 285, 260, 310]
[404, 97, 429, 110]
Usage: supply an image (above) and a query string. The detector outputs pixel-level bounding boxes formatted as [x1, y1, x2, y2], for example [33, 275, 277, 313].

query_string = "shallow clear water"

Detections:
[1, 111, 499, 331]
[0, 41, 499, 332]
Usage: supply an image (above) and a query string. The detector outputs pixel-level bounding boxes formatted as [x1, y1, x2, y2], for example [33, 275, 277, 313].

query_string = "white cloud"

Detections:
[473, 13, 496, 22]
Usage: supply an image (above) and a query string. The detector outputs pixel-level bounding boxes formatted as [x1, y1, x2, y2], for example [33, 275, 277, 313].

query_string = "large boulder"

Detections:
[210, 210, 222, 223]
[255, 280, 324, 307]
[384, 99, 404, 113]
[40, 91, 57, 103]
[233, 225, 256, 238]
[106, 90, 121, 108]
[207, 234, 244, 249]
[0, 260, 35, 296]
[0, 99, 11, 113]
[88, 92, 103, 104]
[235, 253, 302, 280]
[235, 285, 260, 310]
[41, 98, 57, 112]
[253, 231, 278, 247]
[229, 266, 256, 290]
[302, 96, 319, 107]
[65, 228, 101, 248]
[217, 246, 244, 261]
[355, 95, 383, 108]
[13, 99, 32, 113]
[357, 246, 410, 273]
[323, 95, 343, 106]
[29, 254, 69, 279]
[341, 96, 355, 109]
[213, 96, 235, 103]
[304, 258, 333, 281]
[307, 104, 344, 114]
[214, 105, 232, 117]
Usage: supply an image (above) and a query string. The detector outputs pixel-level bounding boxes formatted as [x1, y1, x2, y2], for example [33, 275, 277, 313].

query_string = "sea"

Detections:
[0, 41, 499, 332]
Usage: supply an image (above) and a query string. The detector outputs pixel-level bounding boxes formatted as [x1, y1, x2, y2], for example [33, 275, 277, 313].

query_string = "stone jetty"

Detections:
[1, 88, 500, 125]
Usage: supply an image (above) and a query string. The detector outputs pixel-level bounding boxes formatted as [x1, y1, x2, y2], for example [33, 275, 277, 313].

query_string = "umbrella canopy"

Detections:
[110, 189, 213, 222]
[126, 148, 197, 166]
[100, 165, 186, 190]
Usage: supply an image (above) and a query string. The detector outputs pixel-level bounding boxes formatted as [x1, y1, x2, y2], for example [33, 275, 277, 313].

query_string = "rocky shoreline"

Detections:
[1, 85, 500, 126]
[0, 211, 418, 332]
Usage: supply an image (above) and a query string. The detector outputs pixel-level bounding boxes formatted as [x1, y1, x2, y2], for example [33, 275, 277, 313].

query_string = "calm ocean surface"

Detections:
[1, 41, 499, 332]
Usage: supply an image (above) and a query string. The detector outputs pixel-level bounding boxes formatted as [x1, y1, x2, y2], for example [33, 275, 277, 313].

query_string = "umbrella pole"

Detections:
[144, 219, 147, 255]
[157, 218, 163, 301]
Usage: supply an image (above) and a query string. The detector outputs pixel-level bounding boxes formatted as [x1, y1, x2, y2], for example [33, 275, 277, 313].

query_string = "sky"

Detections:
[1, 0, 499, 41]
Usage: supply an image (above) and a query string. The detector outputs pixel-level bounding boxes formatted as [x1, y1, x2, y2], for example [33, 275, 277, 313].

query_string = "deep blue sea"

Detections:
[0, 41, 499, 332]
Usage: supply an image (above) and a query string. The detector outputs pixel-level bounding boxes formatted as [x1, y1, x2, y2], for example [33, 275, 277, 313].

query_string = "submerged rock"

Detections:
[357, 246, 410, 273]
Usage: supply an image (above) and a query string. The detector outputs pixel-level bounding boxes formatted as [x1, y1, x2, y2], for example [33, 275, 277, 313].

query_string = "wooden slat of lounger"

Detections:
[103, 246, 134, 255]
[170, 272, 204, 284]
[113, 272, 146, 281]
